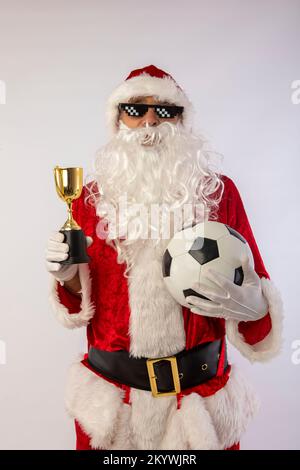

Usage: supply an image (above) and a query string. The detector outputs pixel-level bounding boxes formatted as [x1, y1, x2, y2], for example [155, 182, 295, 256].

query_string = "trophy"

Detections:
[53, 166, 90, 265]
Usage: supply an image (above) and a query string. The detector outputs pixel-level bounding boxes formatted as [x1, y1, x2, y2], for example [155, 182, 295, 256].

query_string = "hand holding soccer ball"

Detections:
[162, 222, 268, 322]
[187, 257, 268, 321]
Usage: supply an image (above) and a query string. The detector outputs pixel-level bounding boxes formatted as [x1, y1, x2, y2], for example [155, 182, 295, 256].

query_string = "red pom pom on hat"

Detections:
[125, 64, 172, 81]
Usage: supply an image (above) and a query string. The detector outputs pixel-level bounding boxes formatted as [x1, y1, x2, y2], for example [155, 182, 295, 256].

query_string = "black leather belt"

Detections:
[87, 339, 228, 397]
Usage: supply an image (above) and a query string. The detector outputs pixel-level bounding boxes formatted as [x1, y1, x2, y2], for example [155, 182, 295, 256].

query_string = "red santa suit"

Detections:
[49, 66, 283, 450]
[49, 175, 283, 450]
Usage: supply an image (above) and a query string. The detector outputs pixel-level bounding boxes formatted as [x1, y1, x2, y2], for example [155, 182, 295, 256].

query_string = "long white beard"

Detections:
[89, 121, 223, 275]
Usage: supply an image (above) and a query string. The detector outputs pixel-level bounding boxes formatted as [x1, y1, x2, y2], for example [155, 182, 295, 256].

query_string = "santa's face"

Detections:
[118, 95, 183, 132]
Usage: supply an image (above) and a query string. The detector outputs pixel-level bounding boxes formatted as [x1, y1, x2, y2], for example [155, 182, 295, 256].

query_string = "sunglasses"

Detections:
[118, 103, 184, 119]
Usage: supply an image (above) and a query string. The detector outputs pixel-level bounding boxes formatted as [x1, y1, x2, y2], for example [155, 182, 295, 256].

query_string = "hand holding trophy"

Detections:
[53, 166, 90, 265]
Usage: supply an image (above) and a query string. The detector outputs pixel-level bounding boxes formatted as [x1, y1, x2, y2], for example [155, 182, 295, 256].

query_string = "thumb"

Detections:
[86, 236, 93, 248]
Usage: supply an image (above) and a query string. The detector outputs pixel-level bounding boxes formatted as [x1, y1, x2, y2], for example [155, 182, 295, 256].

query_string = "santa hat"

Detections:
[106, 64, 194, 136]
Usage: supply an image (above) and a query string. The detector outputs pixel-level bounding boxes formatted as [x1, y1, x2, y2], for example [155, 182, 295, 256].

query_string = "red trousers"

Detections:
[75, 420, 240, 451]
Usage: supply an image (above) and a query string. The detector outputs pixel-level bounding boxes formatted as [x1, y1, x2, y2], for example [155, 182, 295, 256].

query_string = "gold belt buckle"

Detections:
[146, 356, 181, 398]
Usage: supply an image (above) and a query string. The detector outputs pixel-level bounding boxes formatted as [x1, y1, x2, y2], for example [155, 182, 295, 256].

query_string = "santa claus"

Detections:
[46, 65, 284, 450]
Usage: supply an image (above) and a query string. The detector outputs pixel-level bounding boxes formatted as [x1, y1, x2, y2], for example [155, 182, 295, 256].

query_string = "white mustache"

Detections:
[117, 121, 180, 146]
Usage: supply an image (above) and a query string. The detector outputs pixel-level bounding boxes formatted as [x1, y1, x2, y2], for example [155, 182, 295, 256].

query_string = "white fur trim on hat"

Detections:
[106, 74, 194, 136]
[49, 263, 95, 329]
[226, 277, 284, 363]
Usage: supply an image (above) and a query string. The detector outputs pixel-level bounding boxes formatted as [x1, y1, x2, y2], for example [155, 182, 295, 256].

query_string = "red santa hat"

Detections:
[106, 64, 194, 136]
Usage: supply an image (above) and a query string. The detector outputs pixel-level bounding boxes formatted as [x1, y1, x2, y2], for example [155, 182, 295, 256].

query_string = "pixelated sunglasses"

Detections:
[118, 103, 184, 119]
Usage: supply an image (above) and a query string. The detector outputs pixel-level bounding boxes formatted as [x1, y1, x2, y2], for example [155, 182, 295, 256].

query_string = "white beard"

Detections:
[90, 121, 223, 275]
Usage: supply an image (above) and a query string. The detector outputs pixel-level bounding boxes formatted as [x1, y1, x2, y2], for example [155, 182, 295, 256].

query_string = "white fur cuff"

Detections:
[49, 263, 95, 329]
[226, 278, 284, 363]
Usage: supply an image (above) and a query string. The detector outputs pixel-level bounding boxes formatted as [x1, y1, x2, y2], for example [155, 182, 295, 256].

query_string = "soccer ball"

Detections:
[162, 221, 254, 308]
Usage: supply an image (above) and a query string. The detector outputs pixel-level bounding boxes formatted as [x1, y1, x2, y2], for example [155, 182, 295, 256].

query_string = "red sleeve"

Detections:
[57, 283, 82, 314]
[221, 175, 272, 345]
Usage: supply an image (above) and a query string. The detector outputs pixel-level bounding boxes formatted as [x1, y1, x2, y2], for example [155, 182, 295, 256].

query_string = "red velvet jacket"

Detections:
[53, 175, 275, 399]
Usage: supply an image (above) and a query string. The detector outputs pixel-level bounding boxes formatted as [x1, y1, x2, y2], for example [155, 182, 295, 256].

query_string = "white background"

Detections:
[0, 0, 299, 450]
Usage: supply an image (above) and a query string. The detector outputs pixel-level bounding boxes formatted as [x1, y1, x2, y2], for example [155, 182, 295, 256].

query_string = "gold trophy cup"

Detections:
[53, 166, 90, 265]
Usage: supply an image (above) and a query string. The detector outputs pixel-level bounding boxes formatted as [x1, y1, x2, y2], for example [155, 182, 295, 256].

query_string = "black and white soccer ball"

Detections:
[162, 221, 254, 308]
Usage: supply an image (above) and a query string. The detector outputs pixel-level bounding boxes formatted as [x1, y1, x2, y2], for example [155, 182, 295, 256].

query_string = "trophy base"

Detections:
[59, 229, 91, 265]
